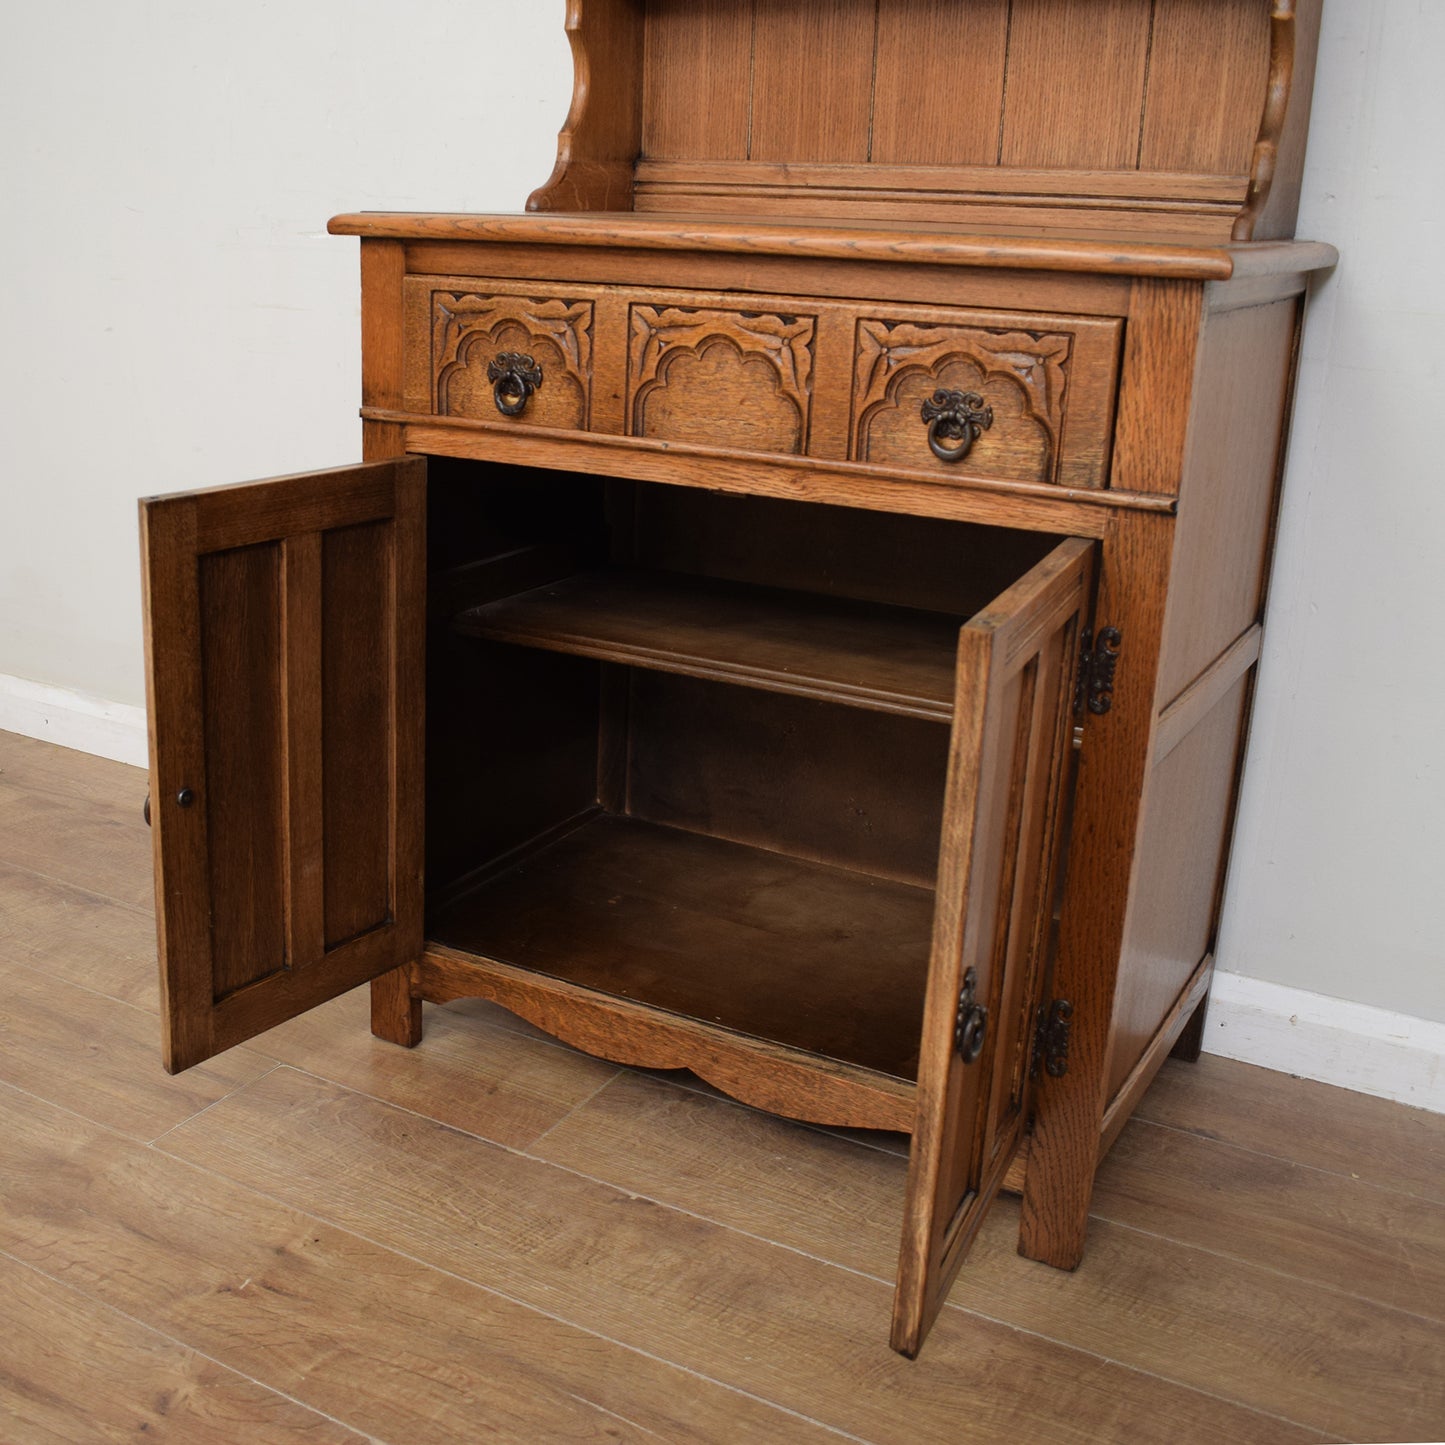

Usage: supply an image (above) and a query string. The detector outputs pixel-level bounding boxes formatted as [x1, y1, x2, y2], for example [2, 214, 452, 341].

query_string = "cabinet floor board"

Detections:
[0, 1082, 838, 1445]
[530, 1068, 1445, 1442]
[429, 813, 934, 1082]
[6, 732, 1437, 1442]
[156, 1065, 1331, 1445]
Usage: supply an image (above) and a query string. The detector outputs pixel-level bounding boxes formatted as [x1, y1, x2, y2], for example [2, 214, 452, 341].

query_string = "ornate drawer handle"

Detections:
[921, 389, 994, 464]
[955, 966, 989, 1065]
[487, 352, 544, 417]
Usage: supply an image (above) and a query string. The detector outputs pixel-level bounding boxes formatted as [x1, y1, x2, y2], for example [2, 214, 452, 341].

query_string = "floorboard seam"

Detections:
[4, 951, 160, 1017]
[0, 853, 155, 917]
[924, 1298, 1345, 1442]
[523, 1067, 626, 1152]
[0, 1244, 388, 1445]
[147, 1064, 287, 1147]
[1124, 1113, 1445, 1206]
[1090, 1212, 1445, 1328]
[141, 1139, 875, 1445]
[520, 1144, 1350, 1438]
[0, 1075, 187, 1146]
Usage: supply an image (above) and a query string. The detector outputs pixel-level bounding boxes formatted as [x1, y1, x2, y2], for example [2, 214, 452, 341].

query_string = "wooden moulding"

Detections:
[363, 409, 1175, 537]
[330, 212, 1338, 283]
[1098, 955, 1214, 1158]
[1153, 625, 1263, 765]
[421, 944, 918, 1134]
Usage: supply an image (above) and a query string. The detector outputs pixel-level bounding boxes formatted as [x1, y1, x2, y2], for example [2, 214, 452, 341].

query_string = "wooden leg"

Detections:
[371, 963, 422, 1047]
[1169, 990, 1209, 1063]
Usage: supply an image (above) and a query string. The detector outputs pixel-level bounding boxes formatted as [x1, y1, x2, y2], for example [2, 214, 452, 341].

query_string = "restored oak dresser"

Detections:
[140, 0, 1335, 1356]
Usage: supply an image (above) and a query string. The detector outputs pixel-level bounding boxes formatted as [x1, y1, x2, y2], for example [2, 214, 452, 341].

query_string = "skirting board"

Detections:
[1202, 970, 1445, 1115]
[0, 673, 148, 769]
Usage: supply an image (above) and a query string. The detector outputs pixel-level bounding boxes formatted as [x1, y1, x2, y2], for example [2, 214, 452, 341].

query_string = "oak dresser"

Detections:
[140, 0, 1335, 1355]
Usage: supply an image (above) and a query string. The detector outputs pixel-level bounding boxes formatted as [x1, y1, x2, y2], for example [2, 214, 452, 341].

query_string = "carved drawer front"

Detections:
[850, 307, 1123, 488]
[626, 298, 816, 455]
[403, 278, 595, 431]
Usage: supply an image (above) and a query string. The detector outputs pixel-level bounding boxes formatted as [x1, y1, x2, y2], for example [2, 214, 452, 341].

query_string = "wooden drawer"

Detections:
[404, 276, 1121, 493]
[625, 297, 817, 455]
[849, 305, 1123, 489]
[403, 278, 596, 431]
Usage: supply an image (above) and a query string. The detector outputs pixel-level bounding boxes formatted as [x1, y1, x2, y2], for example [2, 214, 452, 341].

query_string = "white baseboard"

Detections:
[1202, 971, 1445, 1114]
[0, 673, 149, 769]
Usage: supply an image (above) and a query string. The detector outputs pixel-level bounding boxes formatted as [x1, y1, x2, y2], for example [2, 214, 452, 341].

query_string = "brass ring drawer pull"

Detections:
[487, 352, 544, 417]
[921, 389, 994, 464]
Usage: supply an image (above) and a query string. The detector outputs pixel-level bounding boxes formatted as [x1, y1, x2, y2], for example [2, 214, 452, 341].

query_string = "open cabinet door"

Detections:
[892, 536, 1093, 1357]
[140, 459, 425, 1073]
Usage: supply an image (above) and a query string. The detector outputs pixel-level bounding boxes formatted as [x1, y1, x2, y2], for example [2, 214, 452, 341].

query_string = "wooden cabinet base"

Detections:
[138, 0, 1332, 1357]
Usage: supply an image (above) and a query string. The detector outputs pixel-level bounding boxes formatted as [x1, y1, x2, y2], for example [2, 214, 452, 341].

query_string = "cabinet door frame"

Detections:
[892, 536, 1093, 1356]
[140, 457, 426, 1072]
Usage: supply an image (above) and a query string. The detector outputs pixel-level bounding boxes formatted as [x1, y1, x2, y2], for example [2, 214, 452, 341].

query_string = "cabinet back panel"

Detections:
[998, 0, 1153, 170]
[637, 0, 1274, 184]
[425, 459, 610, 575]
[871, 0, 1011, 167]
[623, 671, 949, 887]
[425, 637, 602, 902]
[632, 487, 1058, 618]
[424, 467, 611, 899]
[1140, 0, 1271, 174]
[748, 1, 876, 165]
[642, 0, 753, 161]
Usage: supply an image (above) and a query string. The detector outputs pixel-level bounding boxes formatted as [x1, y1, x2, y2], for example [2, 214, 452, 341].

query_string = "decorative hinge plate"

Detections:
[1032, 999, 1074, 1079]
[1074, 626, 1122, 717]
[954, 966, 989, 1066]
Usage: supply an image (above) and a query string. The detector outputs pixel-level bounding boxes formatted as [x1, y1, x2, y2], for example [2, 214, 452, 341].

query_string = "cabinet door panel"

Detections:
[140, 459, 425, 1073]
[892, 537, 1092, 1357]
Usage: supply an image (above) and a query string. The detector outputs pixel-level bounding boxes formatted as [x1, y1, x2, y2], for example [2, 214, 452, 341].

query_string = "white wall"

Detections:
[2, 7, 1441, 1049]
[0, 2, 570, 703]
[1217, 1, 1445, 1029]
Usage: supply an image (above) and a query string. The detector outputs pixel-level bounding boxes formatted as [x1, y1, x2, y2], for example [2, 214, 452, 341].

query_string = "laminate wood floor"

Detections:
[1, 729, 1441, 1444]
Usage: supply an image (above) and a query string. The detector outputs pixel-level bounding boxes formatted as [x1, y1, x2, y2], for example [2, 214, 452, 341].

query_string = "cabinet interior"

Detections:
[420, 460, 1061, 1082]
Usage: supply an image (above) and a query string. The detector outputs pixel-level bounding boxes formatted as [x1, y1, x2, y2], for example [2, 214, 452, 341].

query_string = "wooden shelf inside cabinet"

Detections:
[452, 569, 963, 722]
[426, 813, 934, 1083]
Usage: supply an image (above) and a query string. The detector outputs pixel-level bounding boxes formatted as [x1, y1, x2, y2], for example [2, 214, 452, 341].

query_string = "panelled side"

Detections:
[1105, 290, 1304, 1099]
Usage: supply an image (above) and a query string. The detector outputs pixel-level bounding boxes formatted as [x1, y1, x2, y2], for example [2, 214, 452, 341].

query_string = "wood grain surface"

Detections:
[2, 732, 1439, 1442]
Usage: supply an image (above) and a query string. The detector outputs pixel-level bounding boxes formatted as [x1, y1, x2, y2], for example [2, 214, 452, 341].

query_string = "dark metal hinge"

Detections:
[1032, 999, 1074, 1079]
[954, 967, 989, 1066]
[1074, 626, 1122, 717]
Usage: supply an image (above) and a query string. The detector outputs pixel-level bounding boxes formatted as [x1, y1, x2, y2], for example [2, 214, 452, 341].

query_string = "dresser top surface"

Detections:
[327, 211, 1337, 282]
